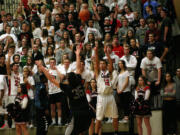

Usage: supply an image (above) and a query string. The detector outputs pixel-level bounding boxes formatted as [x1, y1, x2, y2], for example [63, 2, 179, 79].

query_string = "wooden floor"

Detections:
[0, 122, 136, 135]
[1, 110, 180, 135]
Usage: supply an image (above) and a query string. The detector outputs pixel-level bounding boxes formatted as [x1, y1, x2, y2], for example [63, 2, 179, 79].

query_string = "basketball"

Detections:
[79, 9, 90, 21]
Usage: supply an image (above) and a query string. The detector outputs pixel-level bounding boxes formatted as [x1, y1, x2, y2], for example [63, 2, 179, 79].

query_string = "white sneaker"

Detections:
[51, 121, 56, 126]
[11, 123, 15, 128]
[121, 119, 128, 123]
[106, 118, 112, 123]
[29, 124, 34, 128]
[118, 119, 128, 123]
[58, 122, 62, 126]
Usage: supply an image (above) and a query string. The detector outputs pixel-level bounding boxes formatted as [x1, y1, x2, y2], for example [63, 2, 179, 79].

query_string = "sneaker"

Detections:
[0, 123, 8, 129]
[118, 119, 124, 123]
[121, 119, 128, 123]
[118, 119, 128, 123]
[106, 118, 112, 123]
[11, 123, 15, 128]
[29, 124, 34, 128]
[58, 121, 62, 126]
[51, 121, 56, 126]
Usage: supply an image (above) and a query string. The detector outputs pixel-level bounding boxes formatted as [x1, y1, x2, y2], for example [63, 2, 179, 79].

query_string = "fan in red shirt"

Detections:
[112, 35, 124, 58]
[109, 11, 122, 34]
[21, 0, 30, 15]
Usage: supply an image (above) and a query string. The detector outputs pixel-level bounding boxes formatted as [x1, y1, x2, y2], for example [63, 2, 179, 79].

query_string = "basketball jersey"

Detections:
[59, 74, 89, 111]
[9, 72, 22, 96]
[48, 68, 62, 94]
[97, 70, 114, 95]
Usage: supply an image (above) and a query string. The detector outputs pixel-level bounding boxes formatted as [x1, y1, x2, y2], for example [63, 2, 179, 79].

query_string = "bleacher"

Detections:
[0, 110, 172, 135]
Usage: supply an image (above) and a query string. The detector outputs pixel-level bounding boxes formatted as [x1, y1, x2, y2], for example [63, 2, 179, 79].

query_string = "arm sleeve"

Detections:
[37, 29, 42, 38]
[125, 56, 137, 69]
[144, 89, 150, 100]
[140, 58, 146, 69]
[135, 90, 138, 100]
[55, 50, 61, 64]
[86, 94, 91, 102]
[21, 97, 28, 109]
[0, 34, 6, 41]
[97, 29, 102, 39]
[30, 77, 35, 86]
[156, 57, 162, 69]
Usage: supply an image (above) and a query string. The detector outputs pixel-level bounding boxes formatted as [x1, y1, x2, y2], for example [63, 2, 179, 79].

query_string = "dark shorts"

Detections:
[72, 110, 92, 134]
[49, 92, 63, 104]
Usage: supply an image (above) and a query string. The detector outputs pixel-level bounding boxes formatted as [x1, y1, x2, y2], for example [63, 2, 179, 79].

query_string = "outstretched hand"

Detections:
[8, 50, 13, 57]
[92, 4, 97, 12]
[75, 45, 81, 56]
[94, 46, 98, 52]
[104, 45, 107, 54]
[115, 4, 119, 11]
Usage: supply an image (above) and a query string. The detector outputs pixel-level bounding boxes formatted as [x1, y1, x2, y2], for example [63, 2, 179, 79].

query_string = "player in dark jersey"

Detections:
[36, 46, 91, 135]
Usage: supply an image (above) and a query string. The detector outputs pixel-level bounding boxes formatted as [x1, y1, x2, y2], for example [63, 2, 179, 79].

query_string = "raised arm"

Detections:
[104, 46, 113, 73]
[75, 45, 81, 74]
[54, 66, 65, 82]
[92, 4, 101, 21]
[6, 51, 13, 75]
[36, 61, 60, 88]
[114, 5, 118, 19]
[94, 45, 99, 79]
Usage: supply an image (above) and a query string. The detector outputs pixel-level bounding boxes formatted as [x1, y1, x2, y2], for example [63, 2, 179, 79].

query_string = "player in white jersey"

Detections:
[94, 45, 118, 135]
[7, 55, 22, 105]
[48, 58, 63, 125]
[7, 58, 22, 128]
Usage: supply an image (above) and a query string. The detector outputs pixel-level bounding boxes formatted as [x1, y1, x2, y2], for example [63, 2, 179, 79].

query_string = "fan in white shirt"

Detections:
[0, 26, 18, 44]
[140, 49, 162, 84]
[77, 61, 93, 90]
[103, 44, 119, 70]
[57, 58, 74, 75]
[84, 20, 102, 43]
[20, 67, 35, 99]
[47, 58, 63, 125]
[120, 45, 137, 86]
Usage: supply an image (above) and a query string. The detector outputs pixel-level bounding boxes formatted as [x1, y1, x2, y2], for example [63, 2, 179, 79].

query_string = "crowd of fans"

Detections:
[0, 0, 180, 135]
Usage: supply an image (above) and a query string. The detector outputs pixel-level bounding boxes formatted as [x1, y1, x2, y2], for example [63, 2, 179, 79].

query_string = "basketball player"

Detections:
[94, 45, 119, 135]
[36, 46, 91, 135]
[6, 51, 22, 128]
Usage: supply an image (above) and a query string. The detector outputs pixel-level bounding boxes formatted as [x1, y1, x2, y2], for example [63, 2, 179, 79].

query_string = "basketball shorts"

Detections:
[96, 94, 118, 120]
